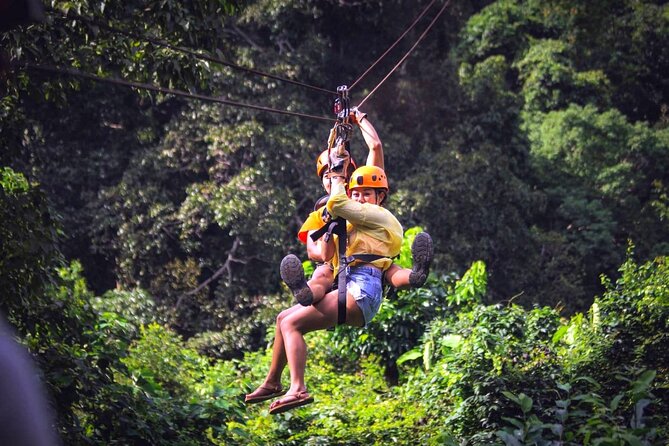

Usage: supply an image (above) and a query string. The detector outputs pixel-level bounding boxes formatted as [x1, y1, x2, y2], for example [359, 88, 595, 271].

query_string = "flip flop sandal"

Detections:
[244, 385, 286, 404]
[268, 391, 314, 415]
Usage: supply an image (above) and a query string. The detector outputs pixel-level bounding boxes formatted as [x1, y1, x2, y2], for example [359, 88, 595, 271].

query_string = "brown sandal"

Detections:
[268, 391, 314, 414]
[244, 384, 286, 404]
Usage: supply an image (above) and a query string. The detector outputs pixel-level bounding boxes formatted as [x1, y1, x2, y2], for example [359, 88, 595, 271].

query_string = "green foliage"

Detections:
[1, 166, 30, 193]
[186, 291, 285, 360]
[450, 259, 487, 306]
[383, 256, 667, 444]
[496, 370, 658, 445]
[529, 105, 638, 189]
[458, 55, 515, 104]
[7, 0, 668, 319]
[396, 259, 486, 371]
[526, 104, 669, 304]
[449, 0, 669, 311]
[92, 287, 161, 329]
[458, 0, 534, 62]
[223, 256, 666, 444]
[0, 177, 251, 444]
[395, 226, 424, 269]
[515, 38, 611, 114]
[205, 168, 294, 247]
[235, 340, 427, 446]
[0, 167, 61, 321]
[40, 266, 251, 445]
[6, 0, 241, 96]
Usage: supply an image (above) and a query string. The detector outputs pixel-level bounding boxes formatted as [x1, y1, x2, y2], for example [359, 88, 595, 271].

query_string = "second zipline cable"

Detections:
[26, 64, 333, 122]
[356, 0, 452, 109]
[45, 8, 337, 97]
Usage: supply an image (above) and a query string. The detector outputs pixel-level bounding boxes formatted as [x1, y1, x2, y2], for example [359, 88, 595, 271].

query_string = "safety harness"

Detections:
[309, 217, 389, 325]
[314, 85, 391, 326]
[326, 86, 353, 325]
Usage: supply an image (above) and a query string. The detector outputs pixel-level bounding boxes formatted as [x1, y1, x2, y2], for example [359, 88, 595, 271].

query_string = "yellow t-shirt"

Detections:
[298, 208, 327, 244]
[297, 207, 340, 272]
[326, 182, 403, 271]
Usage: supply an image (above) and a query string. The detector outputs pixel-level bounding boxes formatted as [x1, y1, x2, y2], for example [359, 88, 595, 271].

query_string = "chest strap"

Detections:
[309, 216, 336, 243]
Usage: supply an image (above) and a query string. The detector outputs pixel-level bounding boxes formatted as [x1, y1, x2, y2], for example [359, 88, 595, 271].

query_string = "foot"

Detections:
[409, 232, 433, 287]
[244, 384, 286, 404]
[280, 254, 313, 306]
[268, 390, 314, 415]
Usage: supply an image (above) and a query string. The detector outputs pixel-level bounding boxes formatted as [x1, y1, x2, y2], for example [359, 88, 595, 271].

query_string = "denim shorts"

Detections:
[346, 266, 383, 325]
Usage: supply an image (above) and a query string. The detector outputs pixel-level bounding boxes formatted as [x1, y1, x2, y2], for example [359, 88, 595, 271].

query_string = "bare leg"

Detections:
[247, 304, 301, 396]
[384, 232, 434, 289]
[307, 264, 334, 304]
[275, 290, 364, 397]
[384, 263, 411, 289]
[264, 306, 298, 385]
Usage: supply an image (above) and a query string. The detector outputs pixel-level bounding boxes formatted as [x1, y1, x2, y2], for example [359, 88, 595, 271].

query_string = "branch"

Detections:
[230, 23, 262, 51]
[174, 237, 243, 310]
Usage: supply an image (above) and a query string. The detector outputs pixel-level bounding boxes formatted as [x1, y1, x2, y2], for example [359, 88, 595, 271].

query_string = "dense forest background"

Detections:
[1, 0, 668, 444]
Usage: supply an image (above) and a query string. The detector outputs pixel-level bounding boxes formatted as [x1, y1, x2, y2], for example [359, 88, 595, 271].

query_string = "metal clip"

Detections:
[335, 85, 350, 121]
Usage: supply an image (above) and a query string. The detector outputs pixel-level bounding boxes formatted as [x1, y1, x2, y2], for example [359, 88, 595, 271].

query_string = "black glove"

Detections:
[328, 144, 350, 174]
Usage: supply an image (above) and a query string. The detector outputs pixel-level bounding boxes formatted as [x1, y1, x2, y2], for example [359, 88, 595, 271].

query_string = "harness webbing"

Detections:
[332, 217, 348, 325]
[308, 217, 348, 325]
[309, 218, 334, 243]
[326, 86, 352, 326]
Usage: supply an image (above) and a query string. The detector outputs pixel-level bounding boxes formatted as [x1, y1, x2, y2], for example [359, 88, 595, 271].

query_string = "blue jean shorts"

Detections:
[346, 266, 383, 325]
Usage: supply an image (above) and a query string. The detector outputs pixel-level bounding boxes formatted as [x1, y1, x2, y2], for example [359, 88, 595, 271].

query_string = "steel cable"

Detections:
[26, 64, 333, 122]
[348, 0, 438, 91]
[356, 0, 452, 109]
[45, 8, 337, 96]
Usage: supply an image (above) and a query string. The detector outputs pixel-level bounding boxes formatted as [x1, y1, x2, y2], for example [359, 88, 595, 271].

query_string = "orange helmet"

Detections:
[316, 148, 357, 178]
[316, 150, 329, 178]
[348, 165, 389, 192]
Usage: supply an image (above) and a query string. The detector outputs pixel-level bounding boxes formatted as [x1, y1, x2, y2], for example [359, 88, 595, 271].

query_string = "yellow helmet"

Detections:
[348, 165, 389, 192]
[316, 148, 357, 178]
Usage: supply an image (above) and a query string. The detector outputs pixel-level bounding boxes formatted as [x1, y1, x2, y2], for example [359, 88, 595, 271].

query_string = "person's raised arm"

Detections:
[351, 109, 384, 170]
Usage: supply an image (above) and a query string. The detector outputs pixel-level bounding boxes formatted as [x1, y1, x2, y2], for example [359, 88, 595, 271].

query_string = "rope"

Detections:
[45, 8, 337, 96]
[356, 0, 452, 109]
[348, 0, 438, 91]
[26, 64, 333, 122]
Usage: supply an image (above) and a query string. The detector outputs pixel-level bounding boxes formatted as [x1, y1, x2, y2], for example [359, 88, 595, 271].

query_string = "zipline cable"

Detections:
[31, 4, 450, 122]
[26, 64, 333, 122]
[45, 8, 337, 96]
[348, 0, 438, 91]
[356, 0, 452, 109]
